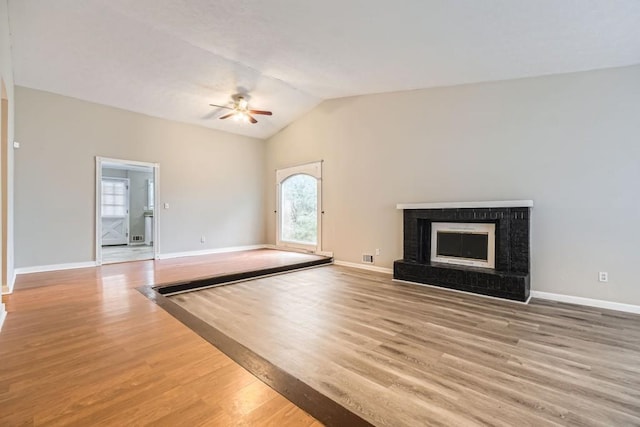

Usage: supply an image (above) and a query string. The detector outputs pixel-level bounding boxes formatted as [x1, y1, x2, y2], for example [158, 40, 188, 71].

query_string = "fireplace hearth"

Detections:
[394, 201, 532, 302]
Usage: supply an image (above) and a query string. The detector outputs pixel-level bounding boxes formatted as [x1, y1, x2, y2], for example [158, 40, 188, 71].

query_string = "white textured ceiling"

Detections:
[8, 0, 640, 139]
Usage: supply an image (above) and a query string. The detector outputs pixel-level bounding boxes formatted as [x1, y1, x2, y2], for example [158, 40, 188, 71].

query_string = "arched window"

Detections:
[280, 174, 317, 245]
[276, 162, 322, 252]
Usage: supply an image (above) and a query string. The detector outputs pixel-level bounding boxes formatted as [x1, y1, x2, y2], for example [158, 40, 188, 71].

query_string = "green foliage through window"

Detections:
[281, 174, 317, 244]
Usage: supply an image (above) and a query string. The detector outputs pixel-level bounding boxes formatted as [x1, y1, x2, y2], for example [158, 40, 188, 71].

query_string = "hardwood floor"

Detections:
[14, 248, 327, 291]
[171, 266, 640, 427]
[1, 250, 321, 426]
[5, 251, 640, 426]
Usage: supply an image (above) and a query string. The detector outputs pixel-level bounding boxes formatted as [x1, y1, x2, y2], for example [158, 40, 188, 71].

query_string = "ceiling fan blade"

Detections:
[249, 109, 272, 116]
[219, 112, 235, 120]
[248, 114, 258, 124]
[209, 104, 233, 110]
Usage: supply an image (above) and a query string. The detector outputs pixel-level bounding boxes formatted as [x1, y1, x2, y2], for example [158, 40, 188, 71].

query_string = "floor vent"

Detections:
[132, 235, 144, 242]
[362, 254, 374, 264]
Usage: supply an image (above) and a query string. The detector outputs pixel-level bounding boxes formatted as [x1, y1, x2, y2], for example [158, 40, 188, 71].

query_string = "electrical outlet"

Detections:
[598, 272, 608, 282]
[375, 248, 381, 256]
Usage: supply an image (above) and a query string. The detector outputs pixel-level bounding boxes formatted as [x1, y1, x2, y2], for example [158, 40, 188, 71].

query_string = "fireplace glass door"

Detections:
[430, 222, 496, 268]
[437, 232, 489, 261]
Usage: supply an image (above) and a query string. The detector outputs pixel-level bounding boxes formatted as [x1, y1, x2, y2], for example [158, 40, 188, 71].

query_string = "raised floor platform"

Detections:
[154, 249, 332, 295]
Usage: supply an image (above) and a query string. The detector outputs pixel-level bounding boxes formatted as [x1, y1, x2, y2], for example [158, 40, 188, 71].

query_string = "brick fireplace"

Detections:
[394, 201, 532, 302]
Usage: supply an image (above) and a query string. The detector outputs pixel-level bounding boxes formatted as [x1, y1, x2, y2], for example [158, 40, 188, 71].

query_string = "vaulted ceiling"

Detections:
[8, 0, 640, 139]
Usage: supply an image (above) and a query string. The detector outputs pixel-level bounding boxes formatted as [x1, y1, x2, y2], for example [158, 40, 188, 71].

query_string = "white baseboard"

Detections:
[157, 244, 268, 260]
[333, 260, 393, 275]
[0, 304, 6, 331]
[531, 291, 640, 314]
[14, 261, 99, 276]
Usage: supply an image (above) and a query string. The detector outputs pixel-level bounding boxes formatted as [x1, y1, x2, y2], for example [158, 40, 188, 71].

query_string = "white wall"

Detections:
[15, 87, 266, 268]
[102, 167, 128, 179]
[266, 65, 640, 305]
[127, 169, 153, 242]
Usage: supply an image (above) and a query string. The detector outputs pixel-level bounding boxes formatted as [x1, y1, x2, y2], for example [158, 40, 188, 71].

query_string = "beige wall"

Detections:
[266, 65, 640, 305]
[15, 87, 265, 267]
[0, 0, 15, 297]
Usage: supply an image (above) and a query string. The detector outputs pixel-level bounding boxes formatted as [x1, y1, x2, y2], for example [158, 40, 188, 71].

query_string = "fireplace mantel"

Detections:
[397, 200, 534, 210]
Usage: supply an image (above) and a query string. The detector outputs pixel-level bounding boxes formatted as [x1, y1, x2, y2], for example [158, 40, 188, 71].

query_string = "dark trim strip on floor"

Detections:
[137, 286, 373, 427]
[154, 257, 333, 295]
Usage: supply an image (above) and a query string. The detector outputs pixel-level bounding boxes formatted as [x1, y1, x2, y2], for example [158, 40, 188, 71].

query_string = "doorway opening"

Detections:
[276, 161, 322, 253]
[96, 157, 159, 264]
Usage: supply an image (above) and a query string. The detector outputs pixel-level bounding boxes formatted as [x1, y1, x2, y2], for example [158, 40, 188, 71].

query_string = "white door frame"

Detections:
[95, 156, 160, 265]
[276, 161, 322, 253]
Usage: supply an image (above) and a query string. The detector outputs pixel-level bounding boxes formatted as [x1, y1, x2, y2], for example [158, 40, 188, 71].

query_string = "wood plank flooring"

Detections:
[1, 250, 321, 426]
[171, 266, 640, 427]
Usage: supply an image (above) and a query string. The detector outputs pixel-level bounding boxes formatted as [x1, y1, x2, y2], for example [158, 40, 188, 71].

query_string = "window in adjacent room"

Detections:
[101, 179, 128, 217]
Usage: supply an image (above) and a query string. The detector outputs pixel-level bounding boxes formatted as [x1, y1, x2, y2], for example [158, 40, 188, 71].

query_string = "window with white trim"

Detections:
[281, 174, 318, 245]
[276, 161, 322, 252]
[147, 180, 155, 210]
[101, 179, 127, 217]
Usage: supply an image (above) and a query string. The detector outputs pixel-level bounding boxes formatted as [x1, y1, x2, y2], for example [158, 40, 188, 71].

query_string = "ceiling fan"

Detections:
[209, 94, 272, 124]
